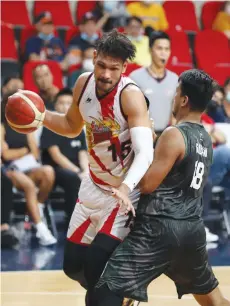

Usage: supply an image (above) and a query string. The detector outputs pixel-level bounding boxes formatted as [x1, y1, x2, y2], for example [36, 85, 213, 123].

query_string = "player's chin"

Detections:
[97, 83, 113, 93]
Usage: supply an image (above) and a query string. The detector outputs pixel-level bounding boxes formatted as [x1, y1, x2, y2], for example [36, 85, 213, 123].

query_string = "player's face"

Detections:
[93, 51, 127, 95]
[150, 39, 171, 68]
[55, 95, 72, 114]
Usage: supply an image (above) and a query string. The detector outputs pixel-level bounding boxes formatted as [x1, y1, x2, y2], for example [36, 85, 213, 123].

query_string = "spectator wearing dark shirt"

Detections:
[33, 64, 59, 110]
[67, 12, 99, 66]
[1, 93, 57, 246]
[25, 11, 67, 71]
[40, 88, 89, 221]
[207, 80, 230, 123]
[1, 169, 19, 248]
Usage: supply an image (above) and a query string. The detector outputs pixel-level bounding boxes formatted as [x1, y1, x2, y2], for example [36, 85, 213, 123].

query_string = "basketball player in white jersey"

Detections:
[42, 30, 153, 306]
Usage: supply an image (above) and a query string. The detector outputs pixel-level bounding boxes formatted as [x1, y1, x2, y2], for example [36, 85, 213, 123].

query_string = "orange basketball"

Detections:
[5, 90, 45, 134]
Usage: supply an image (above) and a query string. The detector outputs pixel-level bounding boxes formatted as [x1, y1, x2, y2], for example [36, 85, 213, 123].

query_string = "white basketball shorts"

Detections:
[67, 175, 140, 245]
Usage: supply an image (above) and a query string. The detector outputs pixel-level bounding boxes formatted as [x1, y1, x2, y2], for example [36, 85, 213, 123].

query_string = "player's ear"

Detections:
[93, 50, 97, 65]
[182, 95, 189, 107]
[122, 61, 128, 74]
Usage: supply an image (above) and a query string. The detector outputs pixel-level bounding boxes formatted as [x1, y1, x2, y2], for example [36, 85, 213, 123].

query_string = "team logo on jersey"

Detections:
[86, 98, 92, 103]
[85, 115, 121, 148]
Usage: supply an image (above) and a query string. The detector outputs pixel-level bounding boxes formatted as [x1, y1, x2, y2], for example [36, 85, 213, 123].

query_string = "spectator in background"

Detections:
[222, 78, 230, 122]
[201, 108, 230, 241]
[93, 1, 129, 32]
[1, 168, 19, 248]
[207, 79, 230, 123]
[2, 77, 24, 98]
[201, 113, 227, 147]
[67, 12, 99, 67]
[212, 1, 230, 39]
[40, 89, 88, 222]
[129, 31, 178, 133]
[125, 16, 151, 66]
[68, 48, 94, 88]
[25, 11, 68, 71]
[126, 0, 168, 35]
[33, 64, 59, 110]
[1, 95, 57, 246]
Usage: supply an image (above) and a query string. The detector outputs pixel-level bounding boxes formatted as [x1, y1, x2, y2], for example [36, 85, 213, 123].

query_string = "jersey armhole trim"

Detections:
[77, 73, 93, 106]
[175, 126, 188, 161]
[119, 83, 149, 121]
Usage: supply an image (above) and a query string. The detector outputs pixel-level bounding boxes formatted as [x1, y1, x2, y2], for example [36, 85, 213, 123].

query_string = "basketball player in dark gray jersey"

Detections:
[95, 69, 230, 306]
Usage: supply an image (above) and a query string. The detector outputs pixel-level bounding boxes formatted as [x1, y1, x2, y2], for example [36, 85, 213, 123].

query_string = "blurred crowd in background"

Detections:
[1, 0, 230, 250]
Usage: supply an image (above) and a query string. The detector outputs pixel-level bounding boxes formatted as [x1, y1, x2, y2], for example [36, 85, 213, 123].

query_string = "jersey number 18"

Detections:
[190, 161, 205, 190]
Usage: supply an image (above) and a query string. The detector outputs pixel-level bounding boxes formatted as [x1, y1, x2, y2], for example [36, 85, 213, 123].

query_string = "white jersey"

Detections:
[79, 73, 137, 190]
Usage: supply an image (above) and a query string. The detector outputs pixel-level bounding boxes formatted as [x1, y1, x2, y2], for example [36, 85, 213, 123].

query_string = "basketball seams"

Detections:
[7, 92, 45, 129]
[6, 90, 45, 132]
[15, 92, 42, 119]
[6, 118, 42, 128]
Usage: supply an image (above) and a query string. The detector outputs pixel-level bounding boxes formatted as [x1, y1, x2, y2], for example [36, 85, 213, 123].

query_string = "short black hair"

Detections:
[54, 88, 73, 104]
[95, 29, 136, 62]
[224, 77, 230, 88]
[2, 76, 21, 87]
[126, 16, 143, 26]
[149, 31, 170, 48]
[179, 69, 215, 112]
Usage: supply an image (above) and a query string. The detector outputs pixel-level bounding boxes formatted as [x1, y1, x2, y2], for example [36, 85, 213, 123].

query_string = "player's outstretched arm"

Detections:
[43, 73, 91, 138]
[140, 127, 185, 194]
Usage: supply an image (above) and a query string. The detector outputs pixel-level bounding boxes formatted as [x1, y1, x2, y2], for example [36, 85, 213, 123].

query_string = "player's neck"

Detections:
[176, 112, 202, 125]
[148, 64, 165, 79]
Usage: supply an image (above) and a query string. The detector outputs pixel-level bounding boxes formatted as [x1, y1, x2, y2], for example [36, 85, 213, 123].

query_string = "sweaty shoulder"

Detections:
[121, 84, 148, 119]
[156, 126, 186, 162]
[73, 72, 92, 106]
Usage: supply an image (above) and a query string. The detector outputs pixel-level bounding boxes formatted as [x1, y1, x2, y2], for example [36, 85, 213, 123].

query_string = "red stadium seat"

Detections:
[195, 30, 230, 85]
[201, 1, 224, 29]
[23, 61, 63, 92]
[166, 30, 193, 75]
[125, 63, 142, 76]
[76, 1, 97, 24]
[65, 27, 80, 46]
[163, 1, 199, 32]
[34, 1, 74, 28]
[1, 1, 31, 28]
[1, 25, 18, 60]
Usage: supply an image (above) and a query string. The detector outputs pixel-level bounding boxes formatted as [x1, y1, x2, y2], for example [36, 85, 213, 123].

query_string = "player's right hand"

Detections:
[111, 185, 136, 217]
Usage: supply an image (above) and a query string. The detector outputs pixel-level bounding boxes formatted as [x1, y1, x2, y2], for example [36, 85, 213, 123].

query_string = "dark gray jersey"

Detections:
[138, 122, 213, 220]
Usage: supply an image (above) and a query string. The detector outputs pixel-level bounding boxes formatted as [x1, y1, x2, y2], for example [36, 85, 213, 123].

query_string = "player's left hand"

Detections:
[111, 184, 136, 217]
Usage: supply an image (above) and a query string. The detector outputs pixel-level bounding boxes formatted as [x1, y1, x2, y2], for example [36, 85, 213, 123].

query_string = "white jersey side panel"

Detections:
[79, 74, 136, 189]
